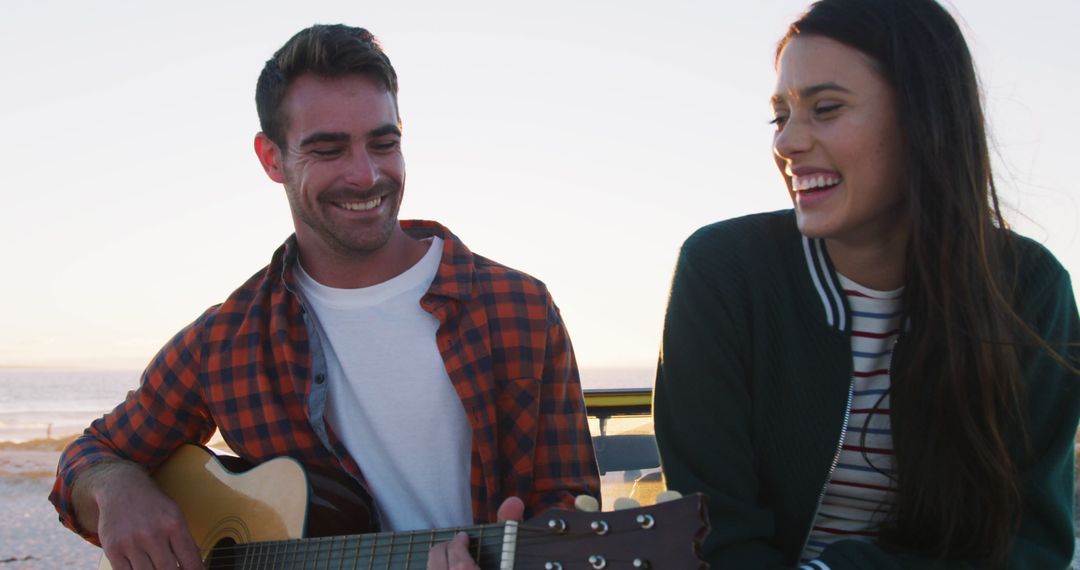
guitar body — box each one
[98,444,372,569]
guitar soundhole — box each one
[206,537,238,570]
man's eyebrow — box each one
[771,81,853,103]
[298,125,401,147]
[298,132,350,147]
[370,124,402,138]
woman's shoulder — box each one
[1006,232,1072,296]
[681,209,799,262]
[1002,233,1077,338]
[675,210,810,293]
[1009,233,1068,274]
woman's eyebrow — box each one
[772,81,853,103]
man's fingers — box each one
[426,539,450,570]
[127,551,154,570]
[102,552,133,570]
[102,538,147,570]
[171,531,206,569]
[445,532,476,570]
[144,539,179,570]
[496,496,525,523]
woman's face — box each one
[771,35,907,246]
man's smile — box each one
[336,196,383,211]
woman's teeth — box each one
[793,174,841,191]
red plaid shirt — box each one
[51,220,600,541]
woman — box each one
[653,0,1080,568]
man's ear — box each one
[254,132,287,184]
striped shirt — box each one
[802,274,902,563]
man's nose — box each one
[344,149,380,188]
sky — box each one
[1,0,1077,372]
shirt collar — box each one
[272,219,475,302]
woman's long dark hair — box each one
[778,0,1032,564]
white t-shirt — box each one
[295,237,473,531]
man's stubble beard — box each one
[284,178,403,258]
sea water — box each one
[0,368,141,443]
[0,366,653,443]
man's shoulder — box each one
[186,260,281,339]
[412,219,554,300]
[469,253,552,299]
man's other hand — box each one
[426,497,525,570]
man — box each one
[50,24,600,569]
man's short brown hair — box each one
[255,24,399,148]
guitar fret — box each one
[337,535,348,570]
[335,535,345,570]
[367,531,378,570]
[426,530,436,569]
[299,539,309,570]
[475,526,484,566]
[388,531,396,570]
[288,539,298,569]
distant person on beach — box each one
[49,24,599,570]
[653,0,1080,568]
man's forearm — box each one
[70,459,153,534]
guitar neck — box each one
[208,522,515,569]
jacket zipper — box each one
[797,333,903,559]
[798,378,855,558]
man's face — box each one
[262,73,405,259]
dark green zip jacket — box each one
[654,210,1080,569]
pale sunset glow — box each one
[1,0,1076,372]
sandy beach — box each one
[4,437,1079,569]
[0,438,100,569]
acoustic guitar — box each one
[98,444,708,569]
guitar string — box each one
[197,526,642,568]
[210,545,629,569]
[202,527,578,560]
[222,550,649,570]
[216,545,649,570]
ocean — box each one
[0,368,140,443]
[0,366,655,444]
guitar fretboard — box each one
[205,522,515,569]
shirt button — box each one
[314,374,325,384]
